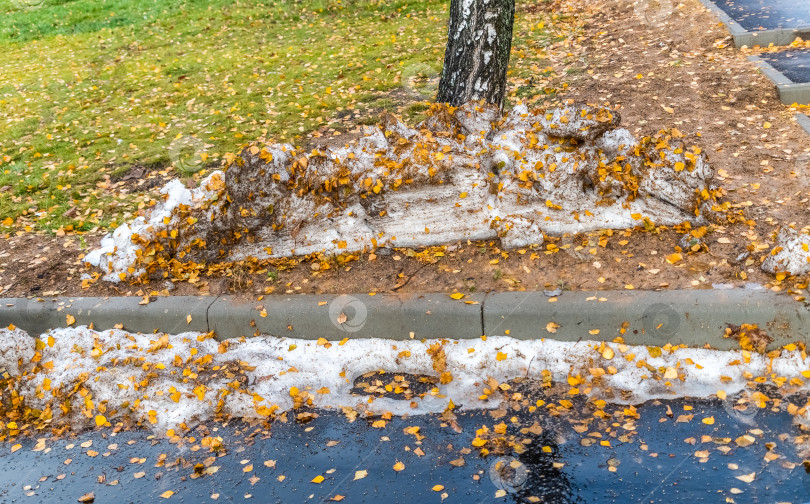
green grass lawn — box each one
[0,0,560,236]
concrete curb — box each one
[697,0,810,48]
[1,290,808,350]
[748,55,810,106]
[798,113,810,135]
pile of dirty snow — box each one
[1,326,807,434]
[86,101,720,282]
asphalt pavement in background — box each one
[761,49,810,84]
[1,397,809,504]
[711,0,810,31]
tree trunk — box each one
[436,0,516,109]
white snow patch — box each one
[86,103,717,282]
[762,227,810,275]
[85,172,224,282]
[2,326,808,433]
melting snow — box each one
[1,326,807,433]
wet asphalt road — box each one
[711,0,810,31]
[1,398,809,504]
[761,49,810,84]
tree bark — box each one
[436,0,516,109]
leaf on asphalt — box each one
[354,470,367,480]
[735,473,756,483]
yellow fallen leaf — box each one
[94,415,107,427]
[450,293,464,300]
[393,461,405,472]
[186,315,192,324]
[66,314,76,326]
[736,472,755,483]
[160,490,174,499]
[10,444,21,453]
[702,416,715,425]
[77,492,95,503]
[354,470,367,480]
[432,485,444,492]
[546,322,560,333]
[311,475,325,484]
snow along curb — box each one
[0,289,807,350]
